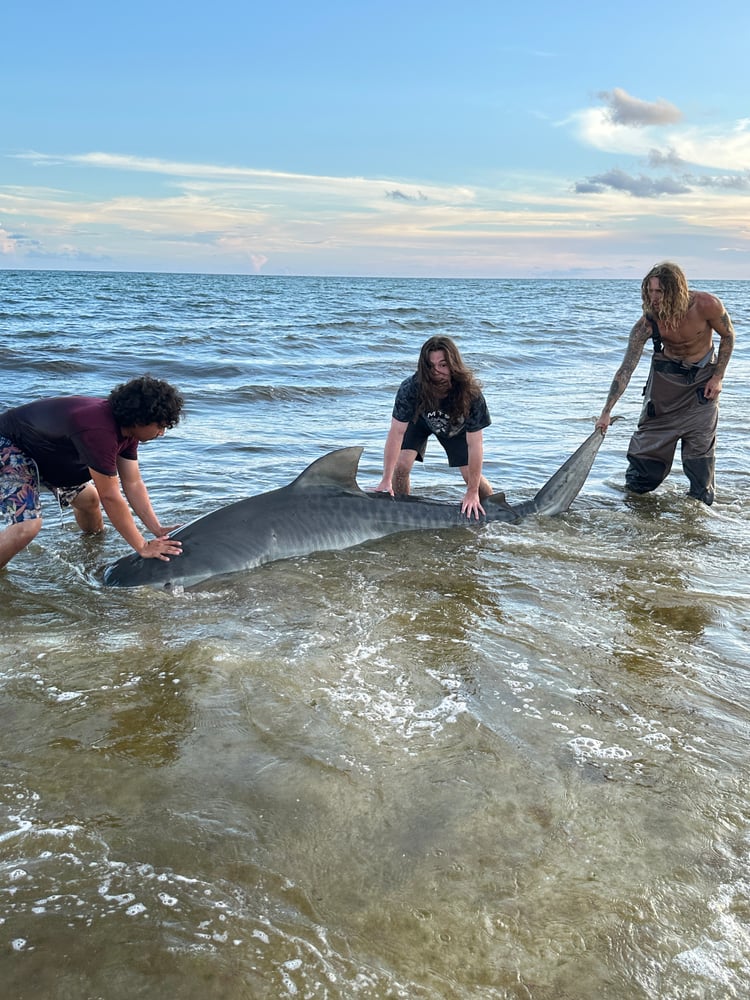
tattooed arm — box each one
[702,295,736,400]
[595,317,652,432]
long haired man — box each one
[375,336,494,519]
[595,262,736,505]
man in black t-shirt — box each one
[375,336,494,519]
[0,375,184,572]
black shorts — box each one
[401,418,468,467]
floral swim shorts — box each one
[0,435,88,523]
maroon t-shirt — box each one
[0,396,138,487]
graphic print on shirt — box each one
[424,409,466,438]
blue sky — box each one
[2,1,749,278]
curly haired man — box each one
[0,375,184,570]
[596,262,736,505]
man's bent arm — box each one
[91,467,180,560]
[704,296,736,398]
[90,468,155,553]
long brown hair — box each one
[413,336,483,421]
[641,261,690,329]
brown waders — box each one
[625,351,718,505]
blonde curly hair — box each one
[641,261,690,328]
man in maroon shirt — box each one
[0,375,184,571]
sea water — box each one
[1,270,749,998]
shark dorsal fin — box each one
[289,447,365,492]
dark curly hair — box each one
[108,375,184,429]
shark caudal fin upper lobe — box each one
[510,428,605,518]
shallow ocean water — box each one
[1,271,749,998]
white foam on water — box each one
[665,876,750,997]
[568,735,634,761]
[1,778,413,996]
[324,648,469,750]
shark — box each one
[102,428,604,590]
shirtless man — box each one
[595,261,736,505]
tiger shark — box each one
[102,428,604,591]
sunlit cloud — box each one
[15,151,474,206]
[0,225,21,254]
[3,141,749,277]
[569,100,750,172]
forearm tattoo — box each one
[714,310,736,379]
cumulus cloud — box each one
[570,101,750,172]
[597,87,682,127]
[0,226,44,253]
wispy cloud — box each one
[15,151,471,205]
[385,189,428,203]
[3,137,748,277]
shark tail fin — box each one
[519,428,604,517]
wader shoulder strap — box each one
[647,315,663,354]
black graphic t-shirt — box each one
[392,375,491,438]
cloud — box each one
[0,226,46,254]
[570,101,750,173]
[3,146,749,277]
[597,87,682,127]
[15,151,471,206]
[0,226,21,254]
[385,189,428,203]
[575,168,691,197]
[692,172,750,190]
[647,147,684,168]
